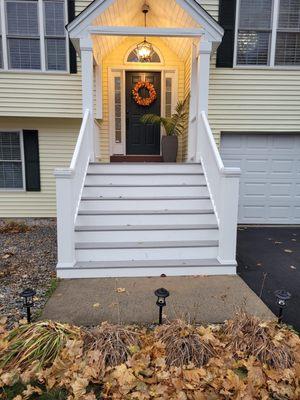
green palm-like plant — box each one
[140,96,189,136]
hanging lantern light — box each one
[135,4,154,62]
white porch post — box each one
[80,36,95,161]
[54,168,75,269]
[218,169,241,264]
[187,42,199,161]
[195,39,212,162]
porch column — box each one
[187,42,199,161]
[195,40,212,162]
[80,36,95,161]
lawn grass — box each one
[0,383,68,399]
[0,382,102,399]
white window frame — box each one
[0,0,69,73]
[0,130,26,191]
[234,0,300,69]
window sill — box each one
[0,188,26,192]
[0,69,72,75]
[233,65,300,71]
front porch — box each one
[54,0,241,279]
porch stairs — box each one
[65,162,236,278]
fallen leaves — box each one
[115,288,126,293]
[0,314,300,400]
[92,303,101,309]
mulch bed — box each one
[0,219,57,328]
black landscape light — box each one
[154,287,169,325]
[20,288,36,323]
[275,290,291,324]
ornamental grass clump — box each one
[0,321,81,371]
[84,322,140,368]
[155,320,217,368]
[224,310,294,369]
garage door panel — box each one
[220,134,300,224]
[243,182,267,197]
[269,183,293,197]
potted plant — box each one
[140,96,189,162]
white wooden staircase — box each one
[54,110,240,279]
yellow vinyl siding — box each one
[199,0,300,146]
[100,36,185,162]
[0,0,94,119]
[0,117,80,217]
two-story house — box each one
[0,0,299,278]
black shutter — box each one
[23,130,41,192]
[68,0,77,74]
[216,0,237,68]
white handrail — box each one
[54,109,92,269]
[199,111,241,265]
[70,109,90,170]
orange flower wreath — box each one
[132,81,157,106]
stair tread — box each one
[75,240,218,249]
[84,184,207,188]
[89,162,202,165]
[81,196,210,201]
[73,258,222,269]
[75,224,218,231]
[87,172,204,176]
[78,209,214,215]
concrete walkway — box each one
[41,275,274,326]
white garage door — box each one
[220,134,300,224]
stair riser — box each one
[57,266,236,279]
[88,164,203,174]
[79,199,212,211]
[75,246,218,261]
[82,186,209,198]
[75,229,219,242]
[85,175,206,186]
[76,213,217,225]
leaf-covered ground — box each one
[0,314,299,400]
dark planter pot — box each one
[161,135,178,163]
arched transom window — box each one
[126,48,161,63]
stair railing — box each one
[54,109,91,269]
[198,111,241,265]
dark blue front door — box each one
[126,71,161,155]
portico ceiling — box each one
[91,0,201,60]
[68,0,223,62]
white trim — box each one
[95,64,102,119]
[0,129,26,192]
[0,0,69,73]
[39,0,46,71]
[87,26,204,38]
[0,0,8,69]
[124,43,164,65]
[109,66,178,157]
[234,0,300,69]
[67,0,223,43]
[270,0,279,67]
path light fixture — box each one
[154,287,169,325]
[20,288,36,323]
[275,289,291,324]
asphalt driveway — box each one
[237,226,300,331]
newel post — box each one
[195,40,212,162]
[80,36,95,161]
[218,168,241,265]
[54,168,75,269]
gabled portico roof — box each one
[67,0,223,43]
